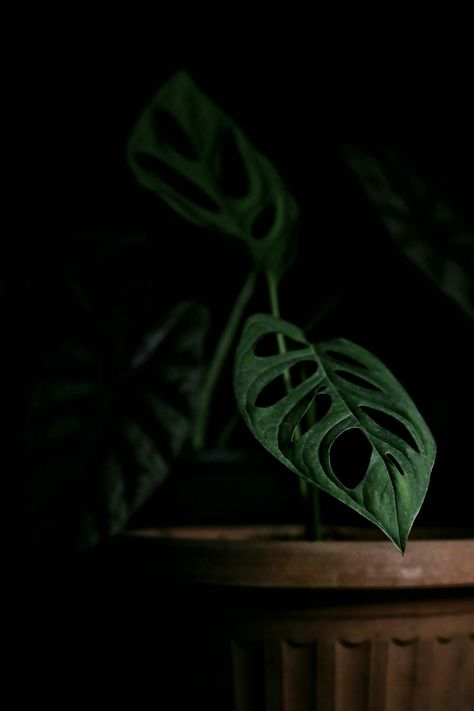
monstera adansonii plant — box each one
[128,70,436,552]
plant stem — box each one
[307,484,322,541]
[266,271,308,499]
[215,411,240,449]
[267,272,291,391]
[193,271,257,451]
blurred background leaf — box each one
[127,70,299,281]
[342,145,474,322]
[20,227,208,553]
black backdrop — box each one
[9,39,474,554]
[7,32,474,709]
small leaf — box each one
[234,314,436,552]
[127,71,299,280]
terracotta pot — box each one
[121,526,474,710]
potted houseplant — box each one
[113,70,474,710]
[125,70,439,550]
[25,68,468,709]
[110,70,474,709]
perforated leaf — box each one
[127,70,298,280]
[234,314,436,552]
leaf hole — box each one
[255,374,288,408]
[135,152,220,212]
[252,202,277,240]
[326,349,368,369]
[297,392,332,436]
[335,370,382,392]
[254,333,307,357]
[314,392,332,420]
[361,406,420,453]
[218,128,250,198]
[330,428,372,489]
[386,453,405,476]
[278,390,317,452]
[293,361,319,386]
[255,361,318,408]
[151,109,198,161]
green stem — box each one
[193,271,257,450]
[266,272,308,499]
[307,484,322,541]
[215,411,240,449]
[267,272,289,380]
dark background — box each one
[8,34,474,707]
[9,39,474,551]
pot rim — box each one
[124,525,474,590]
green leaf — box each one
[234,314,436,552]
[343,145,474,322]
[25,302,208,551]
[127,70,298,280]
